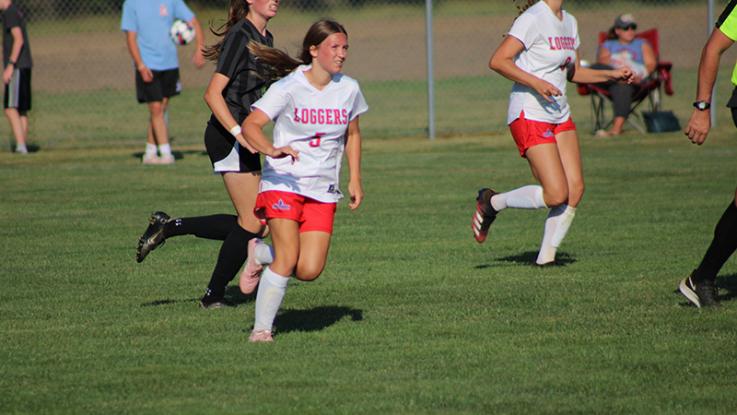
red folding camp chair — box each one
[576,28,674,133]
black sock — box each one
[164,214,238,240]
[205,225,258,298]
[693,201,737,283]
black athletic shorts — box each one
[204,115,261,173]
[4,68,31,112]
[135,68,181,103]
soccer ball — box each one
[170,19,195,46]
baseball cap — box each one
[614,14,637,29]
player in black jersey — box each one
[136,0,280,309]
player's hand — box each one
[138,65,153,83]
[235,135,259,154]
[2,66,13,84]
[192,48,206,69]
[268,145,299,163]
[615,67,634,84]
[533,79,561,103]
[685,109,711,145]
[348,180,363,210]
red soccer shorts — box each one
[254,190,337,234]
[509,110,576,157]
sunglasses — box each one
[619,24,637,31]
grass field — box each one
[2,124,737,413]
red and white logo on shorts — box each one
[272,199,291,211]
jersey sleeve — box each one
[349,84,369,121]
[507,13,537,49]
[571,15,581,50]
[252,81,289,120]
[120,1,138,32]
[4,8,21,29]
[717,0,737,41]
[173,0,195,23]
[215,29,248,79]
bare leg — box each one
[295,231,332,281]
[4,108,26,150]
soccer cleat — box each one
[239,238,264,295]
[141,153,160,164]
[136,211,171,263]
[199,293,235,309]
[471,188,498,243]
[248,329,273,343]
[678,274,720,308]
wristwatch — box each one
[693,101,711,111]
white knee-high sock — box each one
[254,240,274,265]
[536,205,576,265]
[491,185,547,211]
[253,267,289,332]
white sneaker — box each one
[15,145,28,154]
[141,153,160,164]
[158,154,175,165]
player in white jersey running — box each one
[239,19,368,342]
[472,0,633,265]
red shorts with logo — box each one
[509,110,576,157]
[254,190,337,234]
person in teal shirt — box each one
[679,0,737,308]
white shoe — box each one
[142,153,160,164]
[158,154,175,165]
[15,145,28,154]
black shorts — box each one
[204,116,261,173]
[728,86,737,128]
[4,68,31,112]
[135,68,181,103]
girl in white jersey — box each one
[471,0,633,265]
[239,20,368,342]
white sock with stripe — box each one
[253,267,289,332]
[536,204,576,265]
[491,185,547,211]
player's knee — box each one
[544,187,568,207]
[149,103,164,117]
[295,264,324,282]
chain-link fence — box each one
[2,0,733,150]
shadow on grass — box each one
[132,149,207,161]
[718,273,737,303]
[274,305,363,334]
[140,285,255,308]
[475,251,576,269]
[7,143,41,153]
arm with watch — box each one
[2,26,23,85]
[685,20,735,145]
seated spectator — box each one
[595,14,656,136]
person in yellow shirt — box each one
[679,0,737,308]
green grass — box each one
[1,126,737,413]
